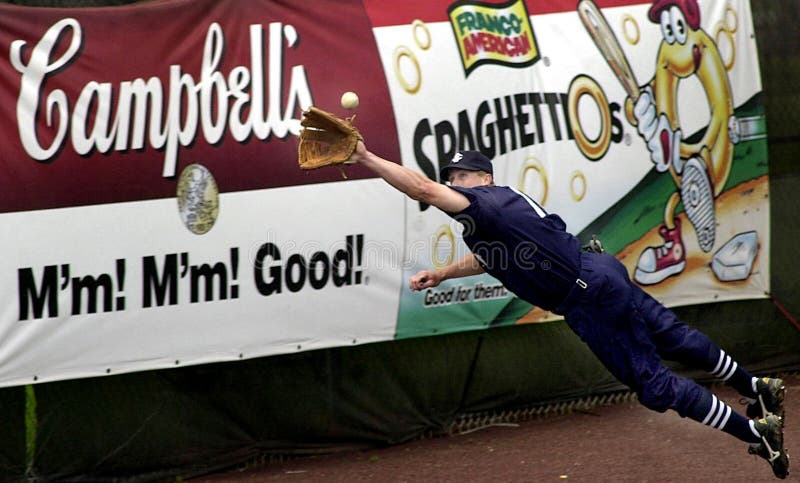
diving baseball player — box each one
[345,143,789,479]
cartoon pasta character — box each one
[628,0,734,284]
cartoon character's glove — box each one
[634,86,682,173]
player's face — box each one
[448,169,492,188]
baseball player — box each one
[347,145,789,478]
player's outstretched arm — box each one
[350,141,470,213]
[409,253,484,291]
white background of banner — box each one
[0,180,404,386]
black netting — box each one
[752,1,800,176]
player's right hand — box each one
[409,269,443,291]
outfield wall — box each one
[0,0,798,480]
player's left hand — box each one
[348,140,367,164]
[409,269,443,291]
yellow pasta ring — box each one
[622,14,640,45]
[412,19,431,50]
[517,157,549,206]
[714,23,735,71]
[570,170,587,202]
[432,225,455,268]
[725,5,738,33]
[567,75,612,161]
[393,46,421,94]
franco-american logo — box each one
[448,0,540,76]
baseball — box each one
[341,91,359,110]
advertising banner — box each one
[363,0,769,335]
[0,0,405,386]
[0,0,769,386]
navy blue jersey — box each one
[447,185,581,311]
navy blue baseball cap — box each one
[439,151,493,179]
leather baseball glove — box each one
[298,106,363,170]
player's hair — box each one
[477,171,495,186]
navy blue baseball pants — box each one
[556,251,720,417]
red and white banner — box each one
[0,0,769,386]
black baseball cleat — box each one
[749,415,789,479]
[746,377,786,421]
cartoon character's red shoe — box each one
[634,219,686,285]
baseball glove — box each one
[298,106,363,170]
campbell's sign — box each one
[11,19,311,178]
[0,1,398,214]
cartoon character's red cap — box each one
[648,0,700,29]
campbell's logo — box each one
[9,18,312,178]
[448,0,540,76]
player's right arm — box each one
[409,252,485,291]
[350,141,470,213]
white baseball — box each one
[341,91,359,110]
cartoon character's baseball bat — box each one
[578,0,641,101]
